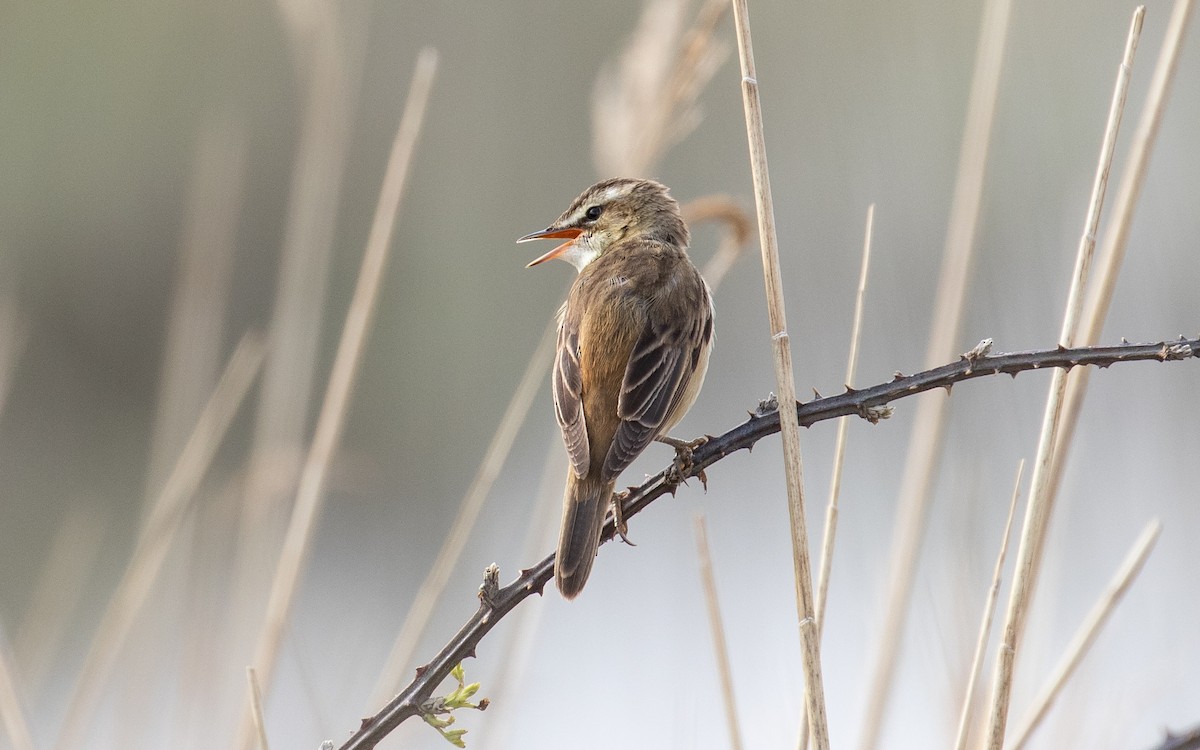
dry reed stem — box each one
[473,442,564,750]
[693,515,745,750]
[248,2,361,506]
[857,0,1013,744]
[0,294,27,425]
[246,667,270,750]
[730,0,829,746]
[0,625,35,750]
[1008,519,1161,749]
[952,460,1024,750]
[367,318,555,707]
[983,10,1144,749]
[233,14,368,700]
[239,49,437,745]
[144,116,245,499]
[174,478,244,746]
[54,333,266,750]
[15,507,107,700]
[593,0,729,176]
[816,203,874,630]
[1049,0,1195,494]
[798,204,875,750]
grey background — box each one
[0,0,1197,748]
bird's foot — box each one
[658,435,709,488]
[611,490,635,546]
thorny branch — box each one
[1144,723,1200,750]
[335,336,1198,750]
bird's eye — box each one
[584,205,603,221]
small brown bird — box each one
[519,178,714,599]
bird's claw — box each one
[659,435,709,485]
[611,490,636,546]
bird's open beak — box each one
[517,227,583,268]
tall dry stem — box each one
[239,50,437,749]
[54,333,266,750]
[858,0,1012,744]
[368,320,554,706]
[144,115,244,500]
[1049,0,1194,494]
[983,9,1144,748]
[952,460,1024,750]
[0,624,35,750]
[1008,520,1161,749]
[730,0,829,745]
[694,515,745,750]
[798,204,874,750]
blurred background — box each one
[0,0,1197,748]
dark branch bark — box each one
[1144,723,1200,750]
[335,336,1198,750]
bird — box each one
[518,178,714,599]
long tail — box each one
[555,472,613,599]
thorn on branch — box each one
[527,575,549,596]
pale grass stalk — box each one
[0,292,26,423]
[246,667,270,750]
[53,333,266,750]
[144,116,245,500]
[730,0,828,746]
[176,478,244,747]
[858,0,1012,744]
[474,442,565,750]
[368,318,555,707]
[952,460,1024,750]
[799,204,875,750]
[983,10,1145,748]
[247,2,362,507]
[237,50,437,747]
[593,0,729,177]
[815,204,874,630]
[693,515,745,750]
[1008,520,1161,749]
[0,624,35,750]
[233,14,367,703]
[15,507,107,700]
[1050,0,1195,491]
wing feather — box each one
[602,276,711,482]
[553,318,590,478]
